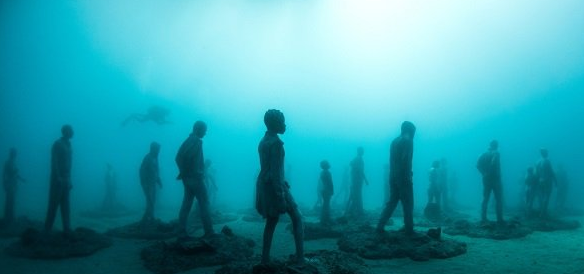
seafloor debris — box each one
[5,227,112,259]
[443,219,532,240]
[338,225,467,261]
[141,226,255,274]
[106,219,178,240]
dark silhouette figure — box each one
[383,164,390,205]
[319,160,334,225]
[45,125,74,232]
[438,158,449,211]
[122,105,172,126]
[524,167,539,214]
[204,159,218,206]
[427,160,441,208]
[102,164,117,211]
[176,121,214,237]
[140,142,162,222]
[377,121,416,235]
[255,109,304,265]
[3,148,25,224]
[536,148,556,218]
[555,165,569,212]
[476,140,503,224]
[333,166,350,208]
[345,147,369,217]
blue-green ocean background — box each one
[1,0,583,221]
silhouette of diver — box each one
[122,106,172,126]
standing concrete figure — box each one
[3,148,25,224]
[102,163,117,211]
[476,140,504,224]
[377,121,416,235]
[345,147,369,217]
[427,160,441,207]
[555,165,569,212]
[176,121,214,237]
[140,142,162,222]
[524,167,539,214]
[319,160,334,225]
[204,159,218,206]
[45,125,74,232]
[255,109,304,265]
[438,158,449,211]
[536,148,556,217]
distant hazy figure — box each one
[121,105,172,126]
[45,125,74,233]
[140,142,162,222]
[333,166,350,208]
[377,121,416,235]
[176,121,214,237]
[3,148,25,224]
[438,158,449,211]
[427,160,441,208]
[102,163,117,211]
[555,165,569,212]
[204,159,218,206]
[536,148,556,218]
[383,164,390,205]
[255,109,304,265]
[524,167,538,214]
[476,140,503,224]
[449,171,459,208]
[319,160,334,225]
[345,147,369,217]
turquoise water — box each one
[0,1,583,272]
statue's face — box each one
[62,126,74,139]
[274,114,286,134]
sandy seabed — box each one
[1,207,583,274]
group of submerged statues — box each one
[0,108,577,270]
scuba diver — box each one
[122,105,172,126]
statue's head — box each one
[264,109,286,134]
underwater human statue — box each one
[345,147,369,217]
[555,164,569,212]
[536,148,556,218]
[376,121,416,235]
[427,160,441,208]
[44,125,74,233]
[204,159,218,206]
[438,158,449,211]
[176,121,214,238]
[524,166,539,215]
[255,109,304,265]
[2,148,26,224]
[476,140,504,224]
[140,142,162,222]
[102,163,117,211]
[319,160,334,225]
[121,105,172,126]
